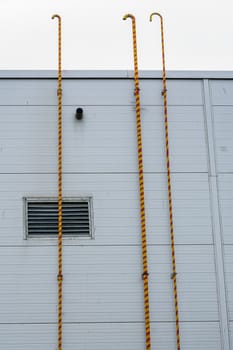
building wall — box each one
[0,72,231,349]
[210,79,233,349]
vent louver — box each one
[25,198,91,237]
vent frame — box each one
[24,197,94,240]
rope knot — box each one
[57,88,63,96]
[170,272,177,280]
[57,274,63,281]
[134,87,140,96]
[141,271,149,280]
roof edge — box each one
[0,70,233,79]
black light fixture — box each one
[75,108,83,120]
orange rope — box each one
[52,14,63,350]
[123,13,151,350]
[150,12,181,350]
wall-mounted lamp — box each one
[75,108,83,120]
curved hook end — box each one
[149,12,162,22]
[123,13,134,21]
[52,14,61,20]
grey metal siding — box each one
[0,72,231,349]
[208,79,233,349]
[0,323,221,350]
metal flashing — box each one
[0,70,233,79]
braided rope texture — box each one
[52,14,63,350]
[124,14,151,350]
[150,13,181,350]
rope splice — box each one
[150,12,181,350]
[123,13,151,350]
[52,14,63,350]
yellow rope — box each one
[52,14,63,350]
[150,12,181,350]
[123,14,151,350]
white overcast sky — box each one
[1,0,233,71]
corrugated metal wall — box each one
[0,72,231,349]
[210,79,233,349]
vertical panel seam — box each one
[203,78,230,350]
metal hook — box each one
[149,11,166,92]
[123,13,135,21]
[51,13,62,74]
[149,12,163,22]
[122,13,138,88]
[52,14,61,21]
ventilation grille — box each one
[25,198,91,237]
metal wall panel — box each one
[0,322,221,350]
[0,173,213,246]
[224,245,233,321]
[208,79,233,349]
[210,80,233,106]
[0,245,218,323]
[212,106,233,172]
[0,104,207,173]
[0,79,203,106]
[218,173,233,348]
[0,75,228,350]
[218,174,233,244]
[230,322,233,349]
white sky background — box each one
[1,0,233,71]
